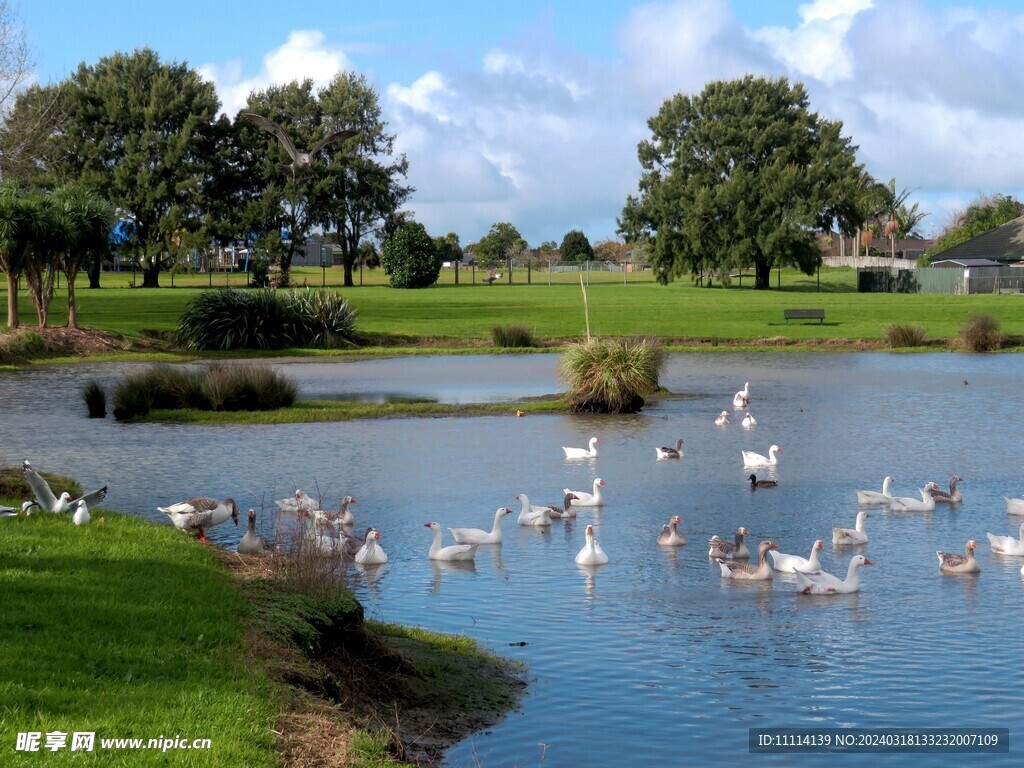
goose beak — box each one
[863,559,873,565]
[423,522,432,528]
[504,508,512,515]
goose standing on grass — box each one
[715,411,730,426]
[575,524,609,565]
[709,527,750,559]
[71,500,91,527]
[741,412,757,428]
[450,508,512,544]
[929,476,964,504]
[546,493,579,520]
[718,540,778,580]
[355,530,387,565]
[1006,497,1024,515]
[657,516,687,546]
[424,521,478,562]
[563,437,600,459]
[796,555,872,594]
[770,540,824,573]
[274,489,319,513]
[742,445,781,468]
[516,495,553,526]
[856,476,895,506]
[23,459,107,514]
[889,485,938,512]
[986,522,1024,556]
[237,509,265,554]
[564,478,605,507]
[733,382,750,408]
[833,511,871,546]
[656,439,684,460]
[158,497,240,541]
[938,540,980,574]
[749,474,777,489]
[312,496,357,528]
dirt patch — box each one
[0,327,127,362]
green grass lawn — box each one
[5,265,1024,344]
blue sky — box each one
[19,0,1024,244]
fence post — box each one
[586,259,590,286]
[472,264,475,284]
[508,258,512,284]
[527,261,531,284]
[548,261,551,286]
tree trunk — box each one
[88,255,102,289]
[66,271,79,329]
[142,265,161,288]
[5,271,18,328]
[754,259,771,289]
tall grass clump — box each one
[960,314,1004,352]
[81,379,107,418]
[491,324,535,348]
[886,323,927,348]
[560,338,665,413]
[283,289,360,348]
[203,363,298,411]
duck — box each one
[450,508,512,544]
[274,489,319,513]
[1006,497,1024,516]
[655,439,684,460]
[749,474,777,489]
[563,478,605,507]
[355,530,388,565]
[708,527,750,559]
[770,539,824,573]
[424,521,478,562]
[71,500,91,527]
[986,522,1024,556]
[575,524,608,565]
[516,494,553,526]
[23,459,107,514]
[856,476,895,506]
[715,410,730,426]
[718,540,778,580]
[158,497,240,541]
[938,540,980,574]
[733,382,750,408]
[741,445,781,468]
[563,437,600,459]
[546,493,579,520]
[833,511,871,546]
[889,485,937,512]
[929,476,963,504]
[796,555,872,594]
[741,412,756,428]
[237,508,265,554]
[656,515,687,546]
[312,496,357,528]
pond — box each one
[1,352,1022,767]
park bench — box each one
[482,272,503,284]
[784,308,825,325]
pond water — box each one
[2,353,1022,767]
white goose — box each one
[575,524,608,565]
[563,437,600,459]
[355,530,388,565]
[986,522,1024,556]
[718,540,777,581]
[274,489,319,513]
[516,494,552,526]
[71,500,91,527]
[708,527,750,559]
[340,527,376,559]
[657,515,687,546]
[832,511,871,546]
[158,497,240,541]
[237,508,265,554]
[929,476,963,504]
[938,540,980,574]
[1005,497,1024,516]
[796,555,872,594]
[770,539,824,574]
[855,476,895,506]
[450,508,512,544]
[733,382,750,408]
[563,478,605,507]
[715,410,730,426]
[889,484,937,512]
[741,412,756,428]
[425,521,478,561]
[741,445,781,468]
[23,459,107,514]
[655,439,684,460]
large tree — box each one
[475,222,525,267]
[560,229,594,263]
[621,76,863,288]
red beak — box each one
[863,559,873,565]
[423,523,432,528]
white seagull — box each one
[23,459,107,514]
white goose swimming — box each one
[796,555,871,594]
[274,489,319,513]
[708,527,750,559]
[516,494,553,526]
[655,439,684,460]
[657,515,687,546]
[832,511,871,545]
[938,540,980,574]
[355,530,388,565]
[733,382,750,408]
[1005,497,1024,515]
[715,410,730,426]
[159,497,240,541]
[986,522,1024,556]
[718,540,777,581]
[450,508,512,544]
[929,476,963,504]
[575,524,608,565]
[741,412,756,428]
[563,478,605,507]
[855,476,895,506]
[425,521,478,561]
[23,459,107,514]
[889,484,937,512]
[741,445,781,468]
[563,437,600,459]
[237,508,265,554]
[770,539,824,574]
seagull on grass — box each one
[23,459,107,514]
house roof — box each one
[931,258,1004,267]
[930,215,1024,262]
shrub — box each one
[491,324,535,348]
[961,314,1004,352]
[560,338,665,413]
[0,330,50,363]
[380,221,442,288]
[282,289,360,348]
[886,323,927,348]
[203,363,297,411]
[81,380,107,418]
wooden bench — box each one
[482,272,502,284]
[784,308,825,325]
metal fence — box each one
[857,267,1024,294]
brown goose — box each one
[312,496,357,528]
[657,515,687,546]
[545,493,580,520]
[938,540,980,574]
[718,540,778,580]
[929,476,963,504]
[655,439,684,460]
[237,509,266,554]
[158,497,240,541]
[708,527,750,559]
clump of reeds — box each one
[886,323,927,348]
[82,380,107,418]
[960,314,1004,352]
[560,338,665,413]
[491,324,536,348]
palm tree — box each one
[20,192,61,327]
[54,186,114,329]
[0,182,31,328]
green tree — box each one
[0,181,32,327]
[560,229,594,262]
[475,222,525,267]
[53,185,114,328]
[381,221,441,288]
[435,232,463,264]
[622,76,863,288]
[927,194,1023,258]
